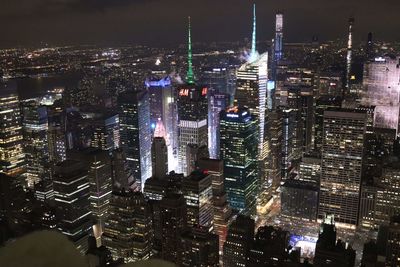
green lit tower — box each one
[177,16,208,175]
[186,16,195,85]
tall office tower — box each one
[298,153,321,186]
[208,90,229,159]
[318,109,367,226]
[160,193,187,263]
[182,169,213,231]
[274,12,284,61]
[0,82,25,177]
[102,191,153,263]
[47,103,66,165]
[118,90,152,189]
[223,215,255,267]
[111,148,136,191]
[220,107,258,215]
[21,98,50,187]
[146,76,178,171]
[314,96,342,152]
[179,228,219,266]
[281,179,319,221]
[151,137,168,179]
[177,18,208,176]
[186,144,209,175]
[53,160,92,254]
[198,158,232,253]
[90,113,120,151]
[376,216,400,267]
[314,215,356,267]
[362,56,400,131]
[86,150,112,236]
[235,4,269,183]
[366,32,373,60]
[345,17,354,92]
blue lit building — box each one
[220,107,258,216]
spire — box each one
[186,16,195,84]
[250,3,257,61]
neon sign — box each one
[179,89,189,96]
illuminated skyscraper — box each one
[182,169,213,231]
[146,76,178,171]
[0,82,25,177]
[318,109,367,226]
[53,160,92,254]
[102,191,153,263]
[177,17,208,175]
[274,13,284,61]
[235,6,269,181]
[90,113,120,151]
[21,98,50,187]
[220,107,258,215]
[208,91,229,159]
[118,90,152,189]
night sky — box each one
[1,0,399,48]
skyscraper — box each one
[318,109,367,226]
[179,228,219,266]
[177,17,208,175]
[151,137,168,179]
[160,193,187,263]
[223,215,255,267]
[182,169,213,231]
[21,98,50,187]
[0,82,25,177]
[86,150,112,236]
[53,160,92,253]
[220,107,258,215]
[198,158,232,254]
[274,12,284,61]
[102,190,153,263]
[118,90,152,189]
[208,90,229,159]
[146,75,178,171]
